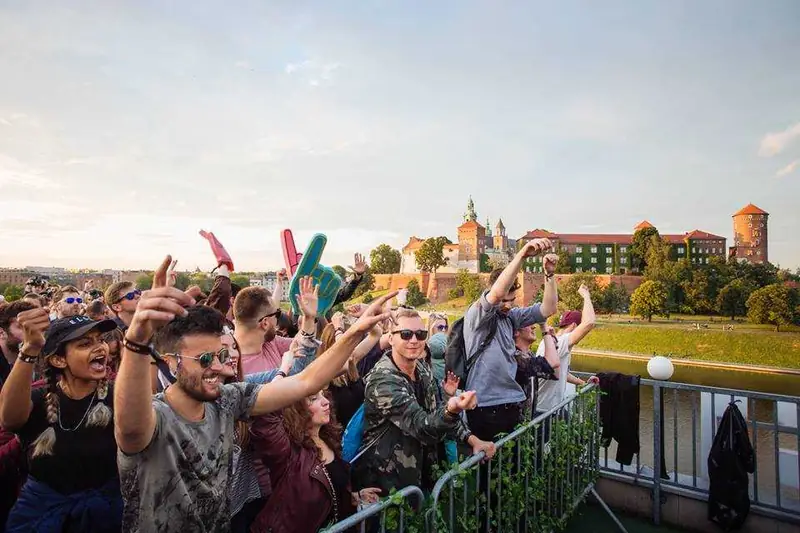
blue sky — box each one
[1,0,798,271]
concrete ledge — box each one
[594,476,800,533]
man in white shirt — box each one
[534,284,597,415]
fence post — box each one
[652,382,663,525]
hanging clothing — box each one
[6,477,122,533]
[708,401,755,531]
[597,372,640,466]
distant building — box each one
[730,203,768,264]
[0,268,37,287]
[519,224,726,274]
[251,272,290,301]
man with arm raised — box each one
[114,255,394,533]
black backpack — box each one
[444,312,502,383]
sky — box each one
[1,0,799,272]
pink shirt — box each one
[241,336,293,375]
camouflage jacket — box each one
[353,352,471,493]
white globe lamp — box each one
[647,356,674,381]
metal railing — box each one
[425,384,615,532]
[580,373,800,526]
[320,485,426,533]
[322,384,628,533]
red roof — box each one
[458,220,484,230]
[520,231,723,246]
[733,203,768,216]
[402,237,424,252]
[634,220,655,231]
[685,229,725,240]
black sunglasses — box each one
[258,309,281,322]
[435,324,449,332]
[115,289,141,304]
[392,329,428,341]
[173,348,230,368]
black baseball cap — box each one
[44,315,117,355]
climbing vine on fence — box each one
[377,389,599,533]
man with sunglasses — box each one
[105,281,142,332]
[462,238,559,444]
[53,285,83,319]
[114,266,396,532]
[233,286,314,375]
[355,307,495,495]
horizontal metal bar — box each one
[321,486,425,533]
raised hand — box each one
[578,283,591,299]
[18,308,50,352]
[166,259,179,288]
[288,233,343,317]
[295,276,319,319]
[543,253,559,276]
[331,311,345,331]
[349,253,367,275]
[277,269,288,283]
[152,255,173,290]
[199,230,234,271]
[442,371,459,397]
[127,285,195,344]
[447,390,478,414]
[346,303,367,318]
[350,291,398,334]
[184,285,203,300]
[522,238,553,258]
[470,438,497,460]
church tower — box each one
[493,218,508,251]
[457,196,485,272]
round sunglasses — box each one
[172,347,230,368]
[392,329,428,341]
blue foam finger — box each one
[289,234,343,316]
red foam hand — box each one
[199,230,234,271]
[281,229,303,276]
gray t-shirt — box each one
[118,382,262,533]
[464,291,545,407]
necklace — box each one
[58,389,97,431]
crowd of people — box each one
[0,233,598,532]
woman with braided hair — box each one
[0,309,122,532]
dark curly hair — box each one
[281,390,342,460]
[153,305,225,354]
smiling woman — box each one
[0,311,123,532]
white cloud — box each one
[776,159,799,178]
[284,59,341,86]
[0,154,59,189]
[234,60,250,69]
[759,122,800,157]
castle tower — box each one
[486,218,492,238]
[457,197,485,272]
[493,218,508,250]
[732,204,768,264]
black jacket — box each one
[708,401,755,531]
[597,372,640,466]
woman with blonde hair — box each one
[0,309,122,532]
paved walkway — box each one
[565,504,685,533]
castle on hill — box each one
[398,198,769,275]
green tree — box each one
[455,270,483,303]
[716,279,754,320]
[332,265,348,280]
[353,269,375,297]
[362,292,374,304]
[554,244,573,274]
[369,244,402,274]
[479,253,491,273]
[230,274,251,289]
[189,271,213,293]
[631,226,660,273]
[599,282,629,314]
[405,279,428,307]
[135,274,154,290]
[559,273,601,311]
[174,273,191,291]
[415,237,451,273]
[746,283,795,331]
[681,269,715,315]
[2,285,24,302]
[629,280,668,322]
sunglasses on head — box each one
[258,309,281,322]
[64,297,83,304]
[115,289,141,303]
[392,329,428,341]
[175,348,230,368]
